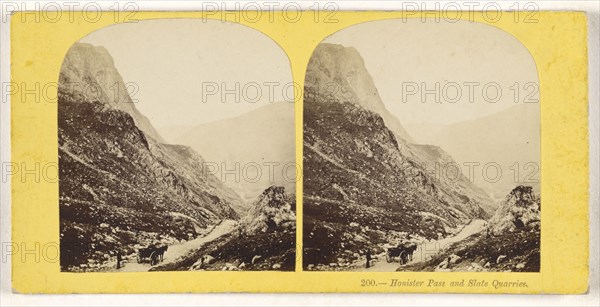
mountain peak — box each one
[306,43,414,143]
[60,42,165,143]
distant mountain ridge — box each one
[406,104,540,200]
[160,101,296,202]
[58,43,245,270]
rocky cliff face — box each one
[303,43,494,267]
[58,43,244,271]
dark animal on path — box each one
[155,245,168,262]
[404,243,418,262]
[399,251,409,264]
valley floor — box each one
[348,220,487,272]
[107,220,238,272]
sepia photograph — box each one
[3,2,596,300]
[58,19,296,272]
[302,19,541,272]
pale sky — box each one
[324,19,539,125]
[80,19,293,128]
[79,18,539,128]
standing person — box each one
[365,250,372,268]
[116,250,122,269]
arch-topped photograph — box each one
[58,19,296,272]
[302,19,540,272]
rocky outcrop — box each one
[488,185,540,235]
[58,43,243,271]
[241,186,296,234]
